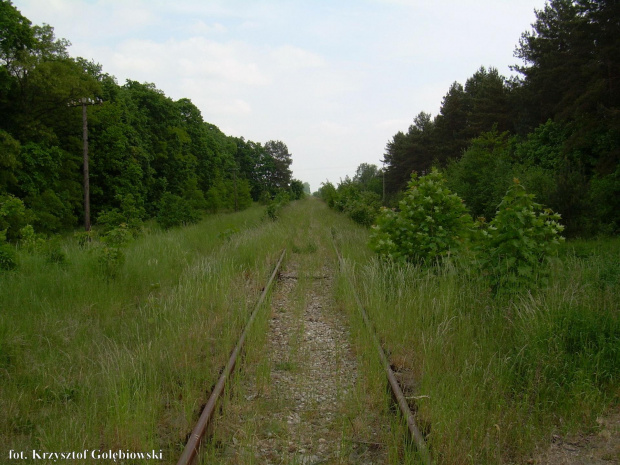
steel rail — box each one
[331,239,432,465]
[176,249,287,465]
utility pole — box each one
[69,97,102,231]
[233,168,238,212]
[382,163,386,205]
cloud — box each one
[187,21,228,35]
[98,37,269,88]
[270,45,326,71]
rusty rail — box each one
[176,249,286,465]
[331,239,432,465]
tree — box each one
[290,179,304,200]
[383,112,436,193]
[445,129,514,220]
[514,0,620,123]
[263,140,293,192]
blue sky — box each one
[14,0,547,192]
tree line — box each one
[322,0,619,236]
[0,0,302,245]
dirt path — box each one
[202,247,388,464]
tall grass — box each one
[0,205,292,460]
[334,221,619,463]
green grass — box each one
[0,204,290,460]
[3,199,617,464]
[335,222,620,464]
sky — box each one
[13,0,547,193]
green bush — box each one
[369,168,474,264]
[156,192,200,229]
[0,195,30,242]
[0,230,17,271]
[477,179,564,292]
[95,245,125,280]
[19,225,45,253]
[96,193,145,238]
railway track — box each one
[176,242,431,464]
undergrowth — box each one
[339,223,619,464]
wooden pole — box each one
[82,98,91,232]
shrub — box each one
[96,194,144,238]
[0,195,30,242]
[369,169,474,264]
[157,192,200,229]
[19,225,45,253]
[95,245,125,280]
[0,230,17,271]
[478,179,564,292]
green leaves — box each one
[369,169,474,264]
[369,172,565,294]
[476,179,565,293]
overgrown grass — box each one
[0,204,293,460]
[335,222,620,464]
[3,199,616,464]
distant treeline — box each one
[0,0,303,240]
[321,0,619,236]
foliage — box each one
[0,194,30,242]
[369,169,474,264]
[44,238,67,264]
[317,163,384,227]
[317,181,338,208]
[0,230,17,271]
[445,129,514,220]
[0,3,301,235]
[18,224,45,252]
[477,179,565,292]
[95,244,125,280]
[289,179,305,200]
[156,192,200,230]
[376,0,620,237]
[96,193,144,238]
[264,190,291,221]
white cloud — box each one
[270,45,326,71]
[187,21,228,35]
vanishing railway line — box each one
[176,239,431,465]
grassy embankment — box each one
[335,217,620,464]
[0,204,292,460]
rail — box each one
[176,249,286,465]
[331,238,432,465]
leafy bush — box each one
[345,191,381,227]
[156,192,200,229]
[369,169,474,264]
[95,245,125,280]
[0,230,17,271]
[73,230,96,248]
[477,179,564,292]
[264,190,291,221]
[317,182,338,208]
[96,193,145,238]
[19,225,45,253]
[290,179,305,200]
[0,195,30,242]
[26,189,77,235]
